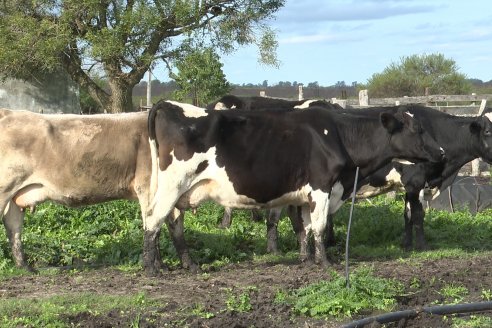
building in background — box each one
[0,71,80,113]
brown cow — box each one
[0,109,192,275]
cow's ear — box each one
[380,112,402,133]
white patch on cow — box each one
[485,112,492,123]
[307,188,330,236]
[294,99,317,109]
[356,168,405,198]
[421,187,440,201]
[328,181,344,214]
[324,129,328,135]
[405,111,414,118]
[385,168,402,184]
[166,100,208,118]
[405,201,411,217]
[392,159,416,165]
[214,102,228,110]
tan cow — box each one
[0,109,191,275]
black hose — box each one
[341,301,492,328]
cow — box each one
[207,95,344,229]
[331,105,492,250]
[144,100,444,274]
[0,109,181,275]
[277,105,492,254]
[206,94,341,111]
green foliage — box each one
[367,53,472,97]
[0,292,156,327]
[481,289,492,301]
[171,48,232,106]
[225,286,257,313]
[451,315,492,328]
[190,303,215,319]
[287,267,403,318]
[18,201,143,268]
[0,0,283,112]
[438,283,469,304]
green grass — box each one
[0,292,158,327]
[1,195,492,324]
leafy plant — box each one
[481,289,492,301]
[190,303,215,319]
[451,315,492,328]
[287,267,403,318]
[224,287,257,313]
[438,283,469,304]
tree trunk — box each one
[108,79,134,113]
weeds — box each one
[286,266,403,318]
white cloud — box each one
[280,33,358,44]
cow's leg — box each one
[402,193,413,250]
[250,209,263,222]
[298,205,312,263]
[266,207,282,254]
[409,193,427,250]
[2,201,33,271]
[218,207,233,229]
[144,185,183,275]
[287,205,304,247]
[310,191,330,267]
[325,214,336,247]
[165,208,199,273]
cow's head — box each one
[380,108,444,163]
[470,108,492,163]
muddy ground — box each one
[1,255,492,328]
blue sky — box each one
[153,0,492,86]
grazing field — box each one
[1,196,492,327]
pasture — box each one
[1,195,492,327]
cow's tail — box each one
[148,105,160,205]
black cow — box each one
[280,105,492,254]
[143,101,443,274]
[348,105,492,250]
[206,94,341,111]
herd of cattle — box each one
[1,95,492,275]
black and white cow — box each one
[207,95,343,229]
[144,100,444,273]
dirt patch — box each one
[2,255,492,327]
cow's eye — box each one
[485,130,491,136]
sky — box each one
[152,0,492,86]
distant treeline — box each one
[132,79,492,103]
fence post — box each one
[359,89,369,106]
[298,85,304,101]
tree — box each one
[367,53,471,98]
[0,0,284,112]
[171,48,231,106]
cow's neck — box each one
[336,120,398,177]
